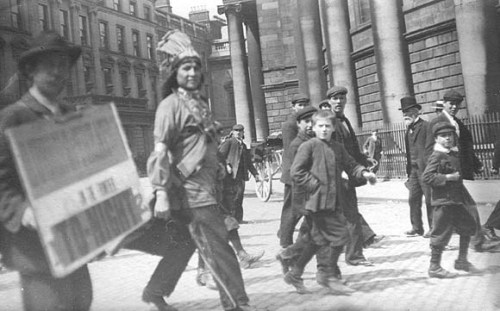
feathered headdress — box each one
[157,30,201,73]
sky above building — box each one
[169,0,224,19]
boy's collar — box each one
[434,143,458,153]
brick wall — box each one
[258,0,300,134]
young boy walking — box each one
[423,122,477,278]
[286,110,376,294]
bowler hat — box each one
[232,124,244,131]
[443,90,464,103]
[18,31,82,75]
[296,106,317,121]
[326,86,348,98]
[399,96,421,111]
[432,121,456,136]
[292,93,310,104]
[318,99,331,109]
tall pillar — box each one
[455,0,500,115]
[292,0,308,95]
[321,0,360,128]
[246,18,269,142]
[297,0,327,106]
[219,4,254,145]
[370,0,413,124]
[88,5,104,93]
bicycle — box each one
[251,134,283,202]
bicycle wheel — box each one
[254,160,272,202]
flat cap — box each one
[318,99,331,109]
[296,106,317,121]
[399,96,421,111]
[232,124,244,131]
[292,93,310,104]
[326,86,348,98]
[432,121,456,136]
[443,90,464,103]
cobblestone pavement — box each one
[1,190,499,311]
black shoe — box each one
[284,272,311,294]
[405,229,423,237]
[142,289,178,311]
[473,240,500,252]
[276,251,291,275]
[483,226,500,241]
[428,267,457,279]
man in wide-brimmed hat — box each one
[0,31,93,311]
[400,96,434,238]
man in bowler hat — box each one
[400,96,434,237]
[0,31,93,311]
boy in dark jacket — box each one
[285,110,376,294]
[422,122,476,278]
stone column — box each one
[455,0,500,115]
[88,5,104,93]
[219,4,254,145]
[370,0,413,124]
[70,1,84,95]
[297,0,327,106]
[321,0,360,128]
[291,0,308,95]
[246,18,269,142]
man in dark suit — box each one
[327,86,382,266]
[219,124,259,224]
[429,90,499,251]
[401,96,434,237]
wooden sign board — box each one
[6,103,151,277]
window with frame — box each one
[60,10,69,39]
[129,1,136,17]
[39,4,49,31]
[357,0,371,24]
[79,16,88,46]
[117,26,125,53]
[132,31,140,57]
[10,0,22,29]
[113,0,121,11]
[143,5,151,21]
[146,35,154,60]
[99,22,109,49]
[103,67,113,93]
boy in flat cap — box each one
[423,122,476,278]
[326,85,381,266]
[277,106,317,271]
[400,96,434,238]
[278,93,310,248]
[428,90,497,252]
[0,31,93,311]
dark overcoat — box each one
[290,138,366,214]
[429,113,482,180]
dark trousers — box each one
[430,204,476,248]
[20,266,92,311]
[224,178,246,223]
[342,185,376,264]
[485,200,500,229]
[144,205,248,310]
[407,166,432,233]
[279,184,302,247]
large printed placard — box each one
[6,103,151,277]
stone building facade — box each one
[0,0,212,174]
[217,0,500,143]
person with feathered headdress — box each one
[141,30,260,311]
